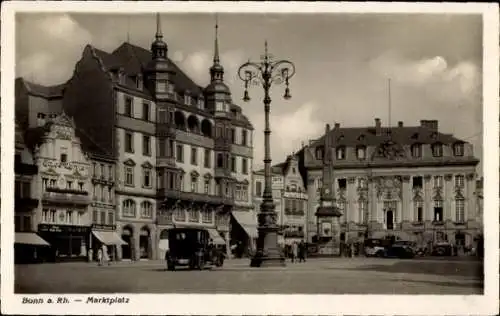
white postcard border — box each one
[1,1,499,315]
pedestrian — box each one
[102,244,110,266]
[291,241,298,263]
[97,246,103,266]
[298,240,306,263]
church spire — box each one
[151,12,167,60]
[210,14,224,82]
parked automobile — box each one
[385,241,416,259]
[165,228,225,271]
[364,238,391,257]
[432,242,453,256]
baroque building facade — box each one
[58,14,253,260]
[299,119,481,248]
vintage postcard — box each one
[1,1,499,315]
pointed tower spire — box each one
[210,13,224,82]
[156,12,163,40]
[213,14,220,64]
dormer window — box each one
[118,70,126,85]
[157,81,167,93]
[136,75,143,90]
[411,144,422,158]
[315,146,324,160]
[356,146,366,160]
[216,101,225,112]
[358,134,365,141]
[432,143,443,157]
[336,146,346,160]
[453,142,464,157]
[167,83,175,95]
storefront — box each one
[230,211,258,257]
[90,224,127,262]
[14,232,51,263]
[37,224,90,261]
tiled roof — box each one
[311,125,462,148]
[93,42,204,96]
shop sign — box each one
[38,224,90,234]
[92,224,116,231]
[42,160,86,172]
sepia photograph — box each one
[1,2,498,315]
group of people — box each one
[286,240,307,263]
[96,244,111,266]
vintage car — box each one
[384,241,417,259]
[165,228,225,271]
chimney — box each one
[420,120,438,131]
[375,118,382,135]
[398,121,403,128]
[334,123,340,129]
[325,123,331,134]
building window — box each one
[142,102,150,121]
[336,147,346,160]
[198,98,205,109]
[100,211,106,225]
[158,138,166,157]
[411,144,422,158]
[92,210,99,224]
[66,210,73,224]
[229,128,236,144]
[412,176,423,188]
[184,94,192,106]
[157,81,167,93]
[356,146,366,160]
[191,175,198,193]
[49,179,57,188]
[432,143,443,157]
[191,147,197,165]
[359,200,368,224]
[108,211,114,225]
[242,158,248,175]
[433,200,443,222]
[433,176,443,188]
[125,166,134,186]
[178,173,184,191]
[455,175,465,188]
[125,97,133,117]
[143,167,152,188]
[141,201,153,218]
[231,156,236,173]
[358,178,367,189]
[136,76,143,90]
[125,132,134,153]
[158,109,167,123]
[176,144,184,163]
[315,147,324,160]
[60,153,68,163]
[202,209,212,223]
[122,199,136,217]
[453,143,464,157]
[204,148,211,168]
[414,200,424,222]
[217,153,224,168]
[66,181,73,190]
[256,181,262,197]
[142,134,151,156]
[242,130,248,146]
[188,209,199,222]
[337,178,347,190]
[455,198,465,223]
[174,208,185,221]
[108,165,113,181]
[78,182,84,191]
[204,179,210,194]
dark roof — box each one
[93,42,204,96]
[311,125,463,148]
[17,78,66,98]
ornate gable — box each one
[141,161,153,169]
[190,170,200,178]
[371,140,407,160]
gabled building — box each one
[60,14,254,260]
[298,118,481,249]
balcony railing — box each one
[42,190,91,206]
[158,189,234,206]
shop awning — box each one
[232,211,258,239]
[207,229,225,245]
[15,232,50,246]
[92,230,127,246]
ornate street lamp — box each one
[238,41,296,267]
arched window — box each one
[336,146,346,160]
[122,199,136,217]
[356,146,366,160]
[140,201,153,218]
[414,198,424,222]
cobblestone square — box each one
[14,257,483,294]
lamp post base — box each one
[249,229,286,268]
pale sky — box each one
[16,13,483,174]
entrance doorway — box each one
[386,210,394,230]
[121,226,133,260]
[139,226,150,259]
[455,232,465,246]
